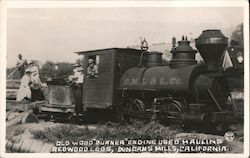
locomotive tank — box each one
[120,65,204,92]
[120,36,205,96]
[119,30,237,125]
[120,30,229,100]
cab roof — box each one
[75,47,143,55]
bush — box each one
[7,60,76,82]
[30,121,234,153]
[39,61,74,82]
[30,121,180,143]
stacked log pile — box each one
[6,79,20,100]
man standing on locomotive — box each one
[87,59,98,78]
[16,54,27,78]
[73,67,84,117]
[68,63,81,82]
[73,63,80,73]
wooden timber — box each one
[6,100,45,112]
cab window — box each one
[87,55,99,78]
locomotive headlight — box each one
[141,38,148,51]
[237,52,244,63]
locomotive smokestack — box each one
[195,30,228,71]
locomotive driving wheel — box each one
[161,100,184,130]
[119,98,145,123]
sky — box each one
[7,7,244,68]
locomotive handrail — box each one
[207,89,222,111]
[138,51,145,67]
[7,68,18,80]
[228,93,237,111]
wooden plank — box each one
[39,106,74,113]
[45,104,75,108]
[6,100,45,112]
[6,79,21,89]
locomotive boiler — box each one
[119,30,238,127]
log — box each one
[6,111,21,121]
[6,109,18,119]
[6,139,54,153]
[6,110,39,127]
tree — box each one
[6,67,20,79]
[228,23,244,90]
[75,56,85,66]
[39,61,74,82]
[231,23,244,48]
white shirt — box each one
[74,72,84,84]
[87,65,98,77]
[16,75,32,101]
[32,73,41,85]
[16,59,26,68]
[30,65,39,75]
[20,75,32,88]
[73,68,79,73]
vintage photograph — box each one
[2,1,248,157]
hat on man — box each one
[18,54,22,57]
[74,63,80,67]
[25,68,31,73]
[78,67,84,71]
[88,59,94,64]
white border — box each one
[0,1,249,158]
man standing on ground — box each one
[73,67,84,116]
[29,60,44,101]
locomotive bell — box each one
[195,30,228,71]
[170,36,197,68]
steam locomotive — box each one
[39,29,241,127]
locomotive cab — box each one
[76,48,145,112]
[40,48,146,120]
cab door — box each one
[82,52,114,110]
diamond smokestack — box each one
[195,30,228,71]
